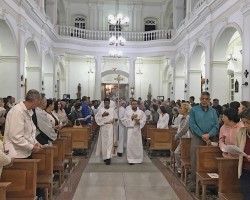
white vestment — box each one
[122,108,146,163]
[95,107,117,160]
[114,106,126,153]
[157,113,169,129]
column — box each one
[53,54,59,98]
[170,58,175,100]
[128,4,134,31]
[97,3,104,30]
[242,3,250,100]
[17,17,27,100]
[134,5,142,31]
[173,0,185,29]
[45,0,57,25]
[185,0,192,21]
[65,1,71,26]
[94,56,102,100]
[128,57,136,87]
[88,3,96,30]
[184,46,189,100]
[203,29,213,95]
[211,61,229,103]
[40,36,47,93]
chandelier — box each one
[108,14,129,27]
[109,35,126,46]
[109,49,123,58]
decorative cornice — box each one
[241,3,250,16]
[26,66,40,72]
[0,56,19,63]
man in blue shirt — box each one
[81,96,91,125]
[188,92,219,191]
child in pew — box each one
[236,109,250,200]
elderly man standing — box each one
[122,100,146,165]
[4,89,42,159]
[188,91,219,191]
[95,98,117,165]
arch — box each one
[213,25,242,61]
[25,40,40,67]
[0,19,17,56]
[190,44,205,70]
[101,70,129,78]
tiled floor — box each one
[72,150,180,200]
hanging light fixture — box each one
[109,35,126,46]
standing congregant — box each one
[122,100,146,165]
[95,98,117,165]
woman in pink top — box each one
[219,108,244,157]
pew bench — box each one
[53,138,66,187]
[59,132,73,173]
[141,124,156,146]
[195,146,222,200]
[180,138,191,184]
[0,159,40,200]
[146,128,176,158]
[217,157,243,200]
[0,182,11,200]
[33,146,55,200]
[60,126,91,157]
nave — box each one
[56,143,188,200]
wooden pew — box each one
[0,182,11,200]
[60,126,91,157]
[53,138,66,187]
[180,138,191,184]
[59,132,73,173]
[141,124,156,146]
[195,146,222,200]
[0,159,40,200]
[217,157,243,200]
[32,146,55,200]
[146,128,177,158]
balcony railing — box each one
[57,26,173,42]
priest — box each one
[122,99,146,164]
[95,98,117,165]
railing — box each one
[57,26,173,42]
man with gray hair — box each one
[4,89,42,158]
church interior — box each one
[0,0,250,199]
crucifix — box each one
[113,74,123,154]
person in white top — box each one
[114,100,126,157]
[157,106,169,129]
[171,107,183,129]
[95,98,117,165]
[4,89,42,158]
[0,140,12,177]
[122,100,146,164]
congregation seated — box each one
[45,99,62,133]
[0,98,6,133]
[53,100,69,127]
[33,94,57,145]
[219,108,244,157]
[157,106,169,129]
[170,107,182,129]
[70,102,85,126]
[149,104,159,125]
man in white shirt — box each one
[4,89,42,158]
[122,100,146,164]
[95,98,117,165]
[114,99,126,157]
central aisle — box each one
[72,149,180,200]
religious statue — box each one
[147,84,152,100]
[76,83,81,99]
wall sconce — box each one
[42,81,44,85]
[244,70,249,78]
[21,83,26,87]
[130,83,135,98]
[185,84,187,88]
[242,82,248,86]
[205,87,209,91]
[206,79,209,85]
[21,75,24,81]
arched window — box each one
[144,18,157,41]
[144,18,157,31]
[74,16,86,29]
